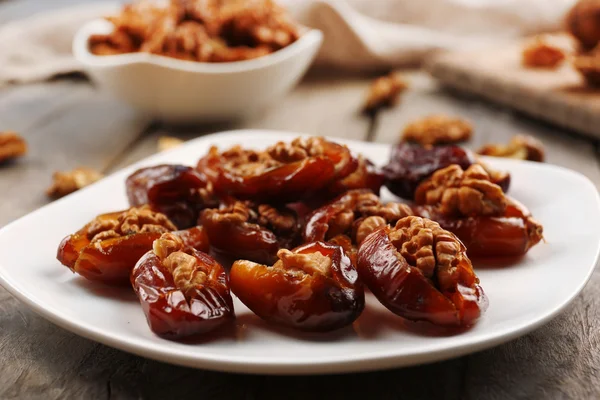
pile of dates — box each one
[57,136,543,340]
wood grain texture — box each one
[427,34,600,141]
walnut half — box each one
[389,216,468,292]
[87,206,176,242]
[478,134,545,162]
[46,167,104,199]
[154,232,207,298]
[415,164,507,217]
[401,114,472,146]
[362,72,408,115]
[0,131,27,163]
[521,38,566,69]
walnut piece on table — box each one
[157,136,184,152]
[401,114,472,146]
[522,38,566,69]
[362,72,408,114]
[46,167,104,199]
[573,50,600,87]
[0,131,27,163]
[478,134,545,162]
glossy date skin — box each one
[230,242,365,331]
[200,202,300,265]
[57,210,209,285]
[357,226,487,327]
[414,197,544,258]
[325,156,385,198]
[132,247,234,339]
[383,143,476,200]
[126,164,215,229]
[196,139,355,203]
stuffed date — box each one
[413,164,543,257]
[357,216,488,327]
[132,232,234,339]
[304,189,413,246]
[230,241,364,331]
[201,201,300,264]
[196,137,356,202]
[126,164,216,229]
[57,206,209,285]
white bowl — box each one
[73,19,323,123]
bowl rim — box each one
[73,18,324,74]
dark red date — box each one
[358,217,487,327]
[132,233,234,339]
[230,241,364,331]
[126,164,216,229]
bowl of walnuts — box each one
[73,0,323,123]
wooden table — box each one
[2,2,600,399]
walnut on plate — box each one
[362,72,408,115]
[0,131,27,163]
[414,164,507,217]
[46,167,104,199]
[87,205,176,242]
[401,114,473,146]
[478,134,545,162]
[522,38,566,69]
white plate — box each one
[0,130,598,375]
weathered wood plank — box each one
[0,81,149,226]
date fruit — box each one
[196,137,356,203]
[201,201,300,264]
[126,164,216,229]
[132,232,234,339]
[57,207,208,285]
[230,241,364,331]
[414,197,543,258]
[383,143,476,199]
[304,189,412,246]
[358,216,488,327]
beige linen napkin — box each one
[0,0,576,85]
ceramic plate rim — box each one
[0,129,598,375]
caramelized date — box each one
[230,242,364,331]
[415,198,543,258]
[196,137,355,203]
[126,164,216,229]
[132,233,234,339]
[201,201,300,264]
[326,156,385,198]
[383,143,476,199]
[304,189,412,246]
[57,207,208,285]
[358,217,487,327]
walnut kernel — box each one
[389,216,467,292]
[0,131,27,163]
[157,136,184,152]
[88,206,176,242]
[478,134,545,162]
[402,115,473,146]
[415,164,507,217]
[46,167,104,199]
[522,38,566,69]
[362,72,408,114]
[275,248,332,277]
